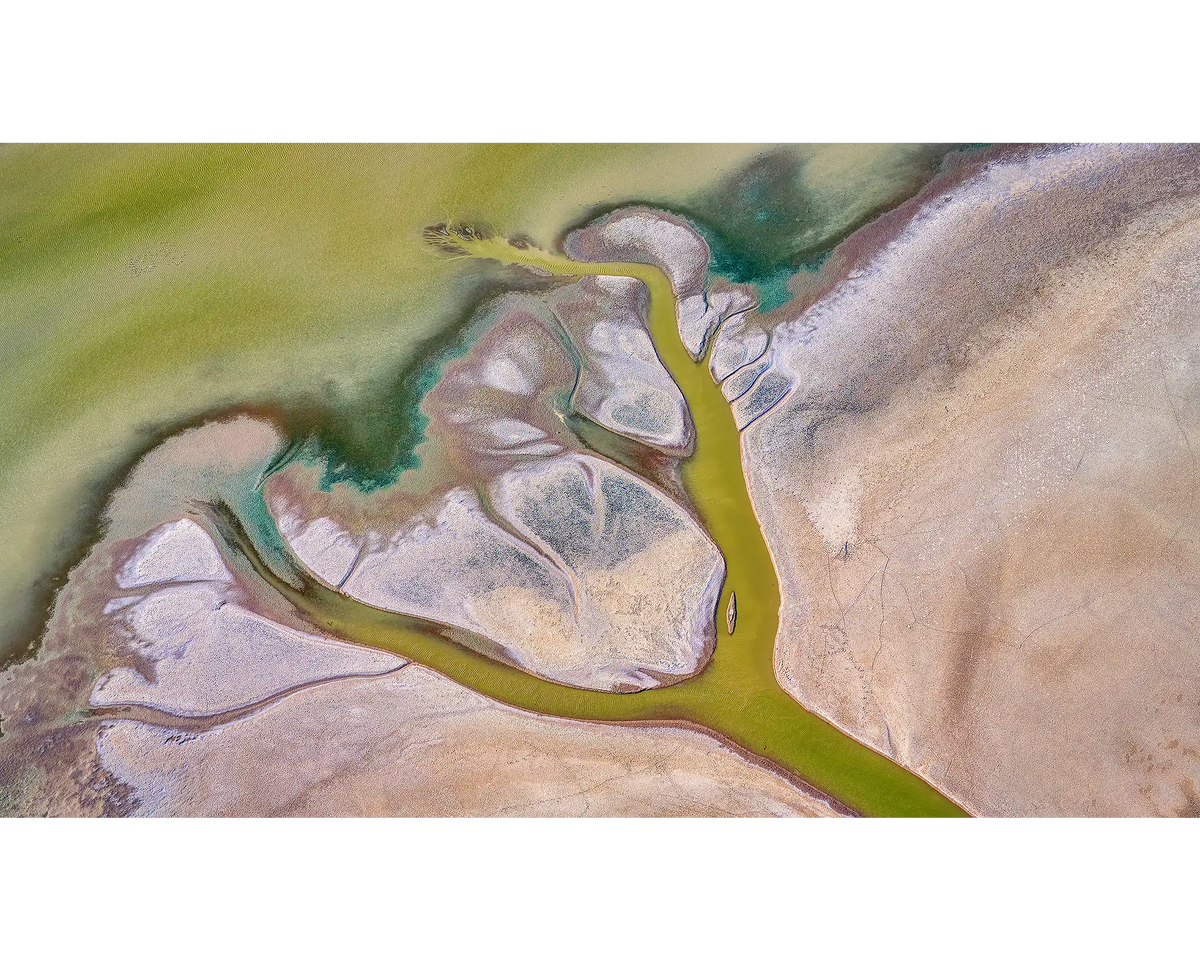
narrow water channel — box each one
[224,231,966,817]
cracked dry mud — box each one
[5,144,1200,817]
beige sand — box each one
[1,416,830,816]
[751,144,1200,816]
[97,667,838,817]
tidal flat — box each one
[11,144,1193,818]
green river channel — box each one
[223,231,966,818]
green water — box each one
[0,144,771,665]
[226,232,965,818]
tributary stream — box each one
[223,231,966,817]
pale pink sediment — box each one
[273,451,724,693]
[96,666,840,817]
[564,206,758,359]
[747,143,1200,816]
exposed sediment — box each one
[747,144,1200,816]
[21,147,1194,817]
[549,275,695,455]
[266,266,727,694]
[96,667,839,817]
[92,518,402,717]
[565,207,757,360]
[0,415,828,817]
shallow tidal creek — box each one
[228,234,965,817]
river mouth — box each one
[216,227,966,818]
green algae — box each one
[556,145,968,315]
[688,145,958,279]
[222,234,966,818]
[2,145,972,814]
[0,144,769,665]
